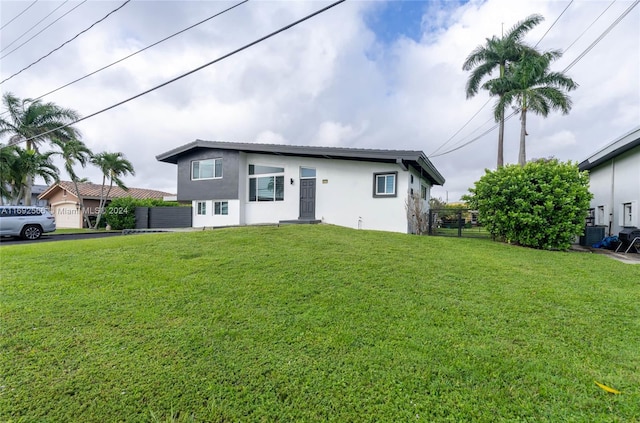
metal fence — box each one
[427,208,491,238]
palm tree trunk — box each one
[497,112,505,169]
[71,179,91,228]
[24,174,33,205]
[518,108,527,166]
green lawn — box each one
[1,225,638,422]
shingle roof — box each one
[156,140,445,185]
[39,181,174,201]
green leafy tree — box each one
[0,92,80,204]
[4,147,59,205]
[463,14,543,168]
[53,138,94,227]
[91,151,135,229]
[464,159,591,250]
[485,51,577,166]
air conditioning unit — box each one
[580,226,606,247]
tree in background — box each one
[463,14,543,168]
[91,151,135,229]
[485,50,577,166]
[2,147,59,205]
[464,159,591,250]
[53,138,94,227]
[0,92,80,204]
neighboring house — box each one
[7,184,49,207]
[156,140,445,233]
[579,126,640,236]
[39,181,174,228]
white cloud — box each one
[1,0,638,201]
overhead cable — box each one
[562,0,616,54]
[1,1,88,59]
[28,0,249,102]
[1,0,131,85]
[1,0,70,54]
[0,0,39,31]
[535,0,574,47]
[5,0,347,149]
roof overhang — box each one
[157,140,445,185]
[579,126,640,171]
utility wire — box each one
[5,0,347,149]
[26,0,249,103]
[0,0,39,31]
[429,99,491,156]
[1,0,70,54]
[563,0,639,72]
[1,1,88,59]
[535,0,573,47]
[1,0,131,85]
[562,0,616,55]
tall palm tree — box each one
[463,14,543,168]
[53,138,94,227]
[0,92,80,204]
[485,50,577,166]
[0,144,19,204]
[91,151,135,229]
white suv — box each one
[0,206,56,240]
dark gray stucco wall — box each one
[176,148,240,201]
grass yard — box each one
[1,225,639,422]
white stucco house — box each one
[156,140,445,233]
[578,126,640,236]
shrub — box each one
[463,159,592,250]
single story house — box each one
[156,140,445,233]
[578,126,640,236]
[39,181,173,228]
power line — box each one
[562,0,616,55]
[535,0,573,47]
[0,0,39,31]
[429,99,491,156]
[5,0,347,149]
[1,0,70,54]
[0,0,131,85]
[27,0,249,103]
[1,1,88,59]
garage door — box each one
[53,203,82,228]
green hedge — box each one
[464,159,592,250]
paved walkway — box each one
[571,244,640,265]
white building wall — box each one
[587,146,640,234]
[192,199,241,227]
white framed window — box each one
[249,164,284,202]
[196,201,207,215]
[621,201,637,227]
[300,167,316,178]
[373,172,397,197]
[421,185,427,200]
[192,158,222,180]
[214,201,228,215]
[596,205,607,226]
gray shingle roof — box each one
[157,140,445,185]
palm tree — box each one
[53,138,94,227]
[7,147,59,205]
[0,92,81,204]
[462,14,543,168]
[0,144,19,204]
[91,151,135,229]
[485,50,577,166]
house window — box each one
[300,167,316,178]
[421,185,427,200]
[214,201,228,215]
[192,158,222,180]
[373,172,397,197]
[597,205,606,226]
[196,201,207,215]
[623,202,634,227]
[586,208,595,226]
[249,164,285,202]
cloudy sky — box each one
[1,0,638,202]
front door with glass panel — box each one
[299,167,316,219]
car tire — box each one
[21,225,42,240]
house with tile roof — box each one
[39,181,174,228]
[157,140,445,233]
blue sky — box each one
[0,0,638,201]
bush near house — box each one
[104,197,181,230]
[464,159,592,250]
